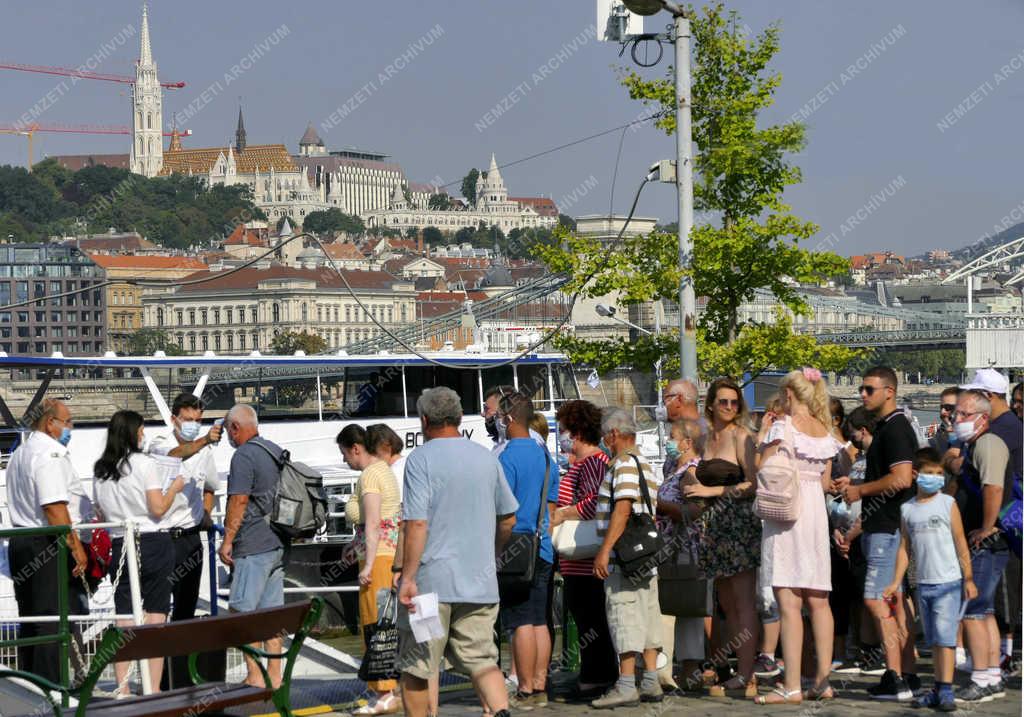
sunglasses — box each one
[716,398,740,409]
[940,404,957,413]
[858,384,890,396]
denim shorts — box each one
[917,580,964,647]
[500,558,553,630]
[965,548,1010,619]
[862,530,901,600]
[229,548,285,613]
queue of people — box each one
[3,367,1020,714]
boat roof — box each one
[0,351,570,369]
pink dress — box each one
[760,417,843,591]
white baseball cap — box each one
[960,368,1009,396]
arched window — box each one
[272,303,280,323]
[147,113,152,129]
[156,308,164,326]
[147,138,153,155]
[301,303,308,322]
[138,137,144,154]
[201,334,209,351]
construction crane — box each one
[0,123,191,170]
[0,61,185,89]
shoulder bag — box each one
[613,455,666,578]
[497,452,551,589]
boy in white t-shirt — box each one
[884,449,976,711]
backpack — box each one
[753,418,801,523]
[250,439,328,540]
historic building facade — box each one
[142,264,417,354]
[130,5,164,177]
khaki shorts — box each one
[396,601,499,680]
[604,570,662,655]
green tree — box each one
[422,226,444,246]
[127,328,182,356]
[428,192,452,210]
[460,168,479,206]
[558,213,577,231]
[404,227,419,239]
[270,330,328,355]
[536,3,861,383]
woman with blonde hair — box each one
[753,368,843,705]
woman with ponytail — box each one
[753,368,844,705]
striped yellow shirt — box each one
[596,448,661,537]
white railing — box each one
[967,312,1024,329]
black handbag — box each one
[358,590,400,682]
[497,453,551,590]
[613,455,666,578]
[658,506,713,617]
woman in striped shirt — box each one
[551,400,619,699]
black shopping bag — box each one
[358,590,400,682]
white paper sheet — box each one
[151,454,183,493]
[409,592,444,643]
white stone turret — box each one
[130,4,163,177]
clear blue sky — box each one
[2,1,1021,255]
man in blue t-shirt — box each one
[497,391,559,708]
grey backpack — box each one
[251,439,328,540]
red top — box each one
[555,452,609,576]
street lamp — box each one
[596,303,666,457]
[621,0,697,382]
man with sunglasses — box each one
[930,387,962,455]
[835,366,918,701]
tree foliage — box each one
[460,168,479,206]
[0,159,265,247]
[539,3,860,383]
[270,330,327,355]
[126,328,182,356]
[422,226,444,246]
[427,193,452,210]
[303,208,365,236]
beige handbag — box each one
[552,519,602,560]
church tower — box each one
[235,106,247,153]
[130,4,163,177]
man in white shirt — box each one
[5,398,89,684]
[145,393,221,688]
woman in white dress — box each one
[93,410,186,696]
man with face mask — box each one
[951,388,1014,703]
[145,393,222,687]
[5,398,89,684]
[485,385,546,458]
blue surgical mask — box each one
[178,421,201,441]
[58,427,72,446]
[917,473,944,495]
[665,440,680,459]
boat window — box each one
[553,363,579,403]
[515,364,551,406]
[480,365,515,398]
[404,365,482,416]
[342,367,406,417]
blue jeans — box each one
[862,530,901,600]
[229,548,285,613]
[917,580,963,647]
[965,548,1010,619]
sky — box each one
[2,1,1021,256]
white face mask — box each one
[954,418,979,442]
[177,420,201,441]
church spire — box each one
[235,105,247,153]
[140,4,153,66]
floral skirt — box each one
[696,497,761,579]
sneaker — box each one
[832,657,864,674]
[591,684,640,709]
[859,654,887,676]
[902,673,922,694]
[639,681,664,703]
[988,679,1006,699]
[936,692,957,712]
[505,673,520,694]
[954,681,993,704]
[912,690,939,709]
[867,670,913,701]
[754,654,782,678]
[507,691,535,712]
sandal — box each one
[803,682,835,701]
[709,675,757,699]
[754,687,803,705]
[352,692,402,715]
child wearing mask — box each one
[883,448,977,711]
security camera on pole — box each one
[600,0,698,382]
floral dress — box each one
[695,458,762,579]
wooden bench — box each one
[0,598,323,717]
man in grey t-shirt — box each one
[220,403,286,688]
[396,387,518,717]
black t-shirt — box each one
[862,409,917,534]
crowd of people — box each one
[3,366,1021,716]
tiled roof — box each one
[66,234,158,253]
[323,242,366,260]
[87,254,206,270]
[160,144,297,175]
[509,197,559,217]
[225,225,266,246]
[53,154,131,172]
[177,265,406,294]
